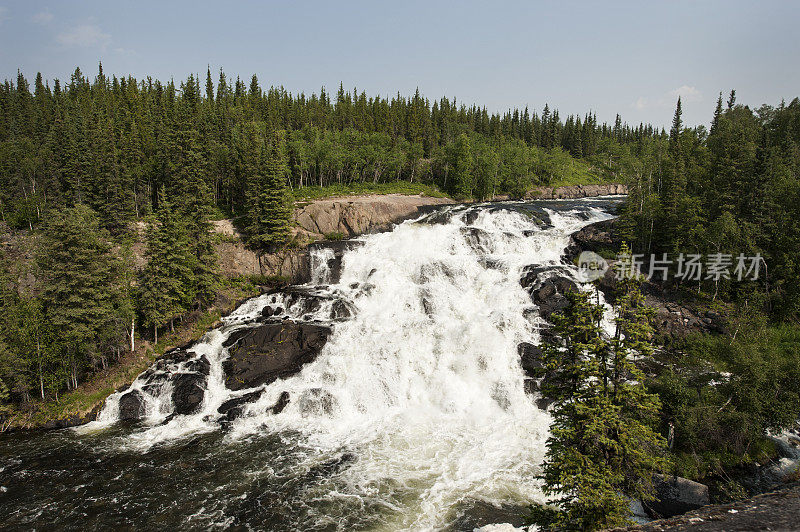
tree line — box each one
[620,91,800,320]
[0,63,659,232]
[0,64,661,405]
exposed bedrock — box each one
[222,321,332,391]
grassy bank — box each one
[2,277,263,431]
[290,181,449,202]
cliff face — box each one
[214,194,454,282]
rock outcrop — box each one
[563,217,729,339]
[214,194,453,282]
[294,194,453,237]
[222,321,331,391]
[528,183,628,200]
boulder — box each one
[118,390,144,421]
[563,218,617,262]
[222,322,331,391]
[171,372,207,415]
[217,390,291,428]
[646,474,710,518]
[218,389,264,419]
[531,276,578,320]
[517,342,544,377]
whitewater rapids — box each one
[76,198,618,530]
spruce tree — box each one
[246,129,292,260]
[533,269,667,530]
[138,190,196,341]
[38,205,131,389]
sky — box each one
[0,0,798,129]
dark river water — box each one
[0,198,622,531]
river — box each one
[0,197,621,531]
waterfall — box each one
[82,198,617,530]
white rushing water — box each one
[83,199,617,530]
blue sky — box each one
[1,1,798,128]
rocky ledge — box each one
[614,482,800,531]
[529,183,628,200]
[563,217,728,340]
[214,194,453,282]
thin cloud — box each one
[670,85,702,102]
[56,23,111,48]
[633,85,703,111]
[32,10,54,25]
[632,97,649,110]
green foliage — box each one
[137,191,196,337]
[534,276,668,530]
[650,323,800,480]
[0,67,651,232]
[246,129,292,253]
[323,231,345,241]
[37,205,133,390]
[291,181,446,201]
[621,95,800,317]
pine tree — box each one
[533,267,667,530]
[246,129,292,260]
[138,190,196,341]
[38,205,131,389]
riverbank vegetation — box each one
[531,270,668,529]
[534,93,800,527]
[0,65,655,411]
[618,93,800,484]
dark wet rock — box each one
[222,322,331,391]
[630,483,800,532]
[449,499,530,532]
[563,218,617,263]
[171,372,207,415]
[118,390,144,421]
[461,227,492,253]
[463,209,480,226]
[184,355,210,375]
[297,388,337,416]
[523,378,539,395]
[517,342,544,377]
[218,389,264,418]
[535,396,555,410]
[330,300,353,321]
[270,390,291,415]
[307,240,365,284]
[421,296,434,317]
[531,276,578,320]
[646,475,710,519]
[478,257,506,270]
[217,390,290,428]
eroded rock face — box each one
[295,195,454,237]
[222,322,331,391]
[517,342,544,377]
[563,218,617,263]
[171,372,207,415]
[530,276,579,320]
[529,183,628,200]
